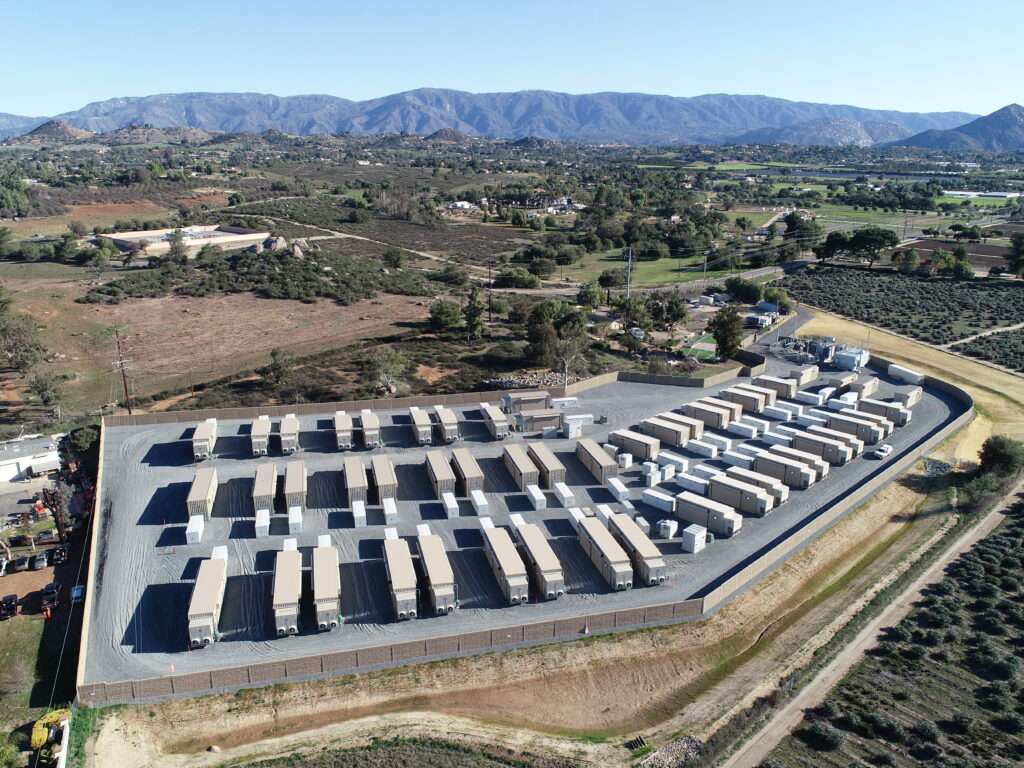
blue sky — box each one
[2,0,1018,116]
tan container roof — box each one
[253,463,276,498]
[251,417,272,438]
[312,545,340,600]
[507,391,550,403]
[756,451,807,470]
[675,490,735,515]
[577,438,615,469]
[726,466,781,487]
[187,467,217,504]
[334,411,352,431]
[280,413,299,436]
[482,526,527,578]
[193,419,217,442]
[643,417,687,435]
[579,517,630,566]
[360,410,380,430]
[503,444,537,477]
[771,445,824,465]
[700,397,741,416]
[425,451,455,484]
[611,429,659,447]
[519,408,561,420]
[657,411,704,430]
[187,557,226,619]
[434,405,457,426]
[710,474,770,499]
[410,408,431,428]
[383,538,417,591]
[284,461,306,496]
[370,455,397,488]
[516,523,561,574]
[611,513,662,560]
[417,534,454,587]
[527,442,565,474]
[343,456,367,490]
[481,403,507,423]
[451,447,483,482]
[272,549,302,609]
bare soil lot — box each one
[333,218,538,264]
[2,201,175,238]
[97,293,430,401]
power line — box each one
[111,329,133,416]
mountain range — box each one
[895,104,1024,152]
[0,89,981,146]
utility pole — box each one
[624,246,634,300]
[112,328,133,415]
[487,260,493,324]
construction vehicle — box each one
[31,708,70,766]
[40,581,60,619]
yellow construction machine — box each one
[31,708,70,766]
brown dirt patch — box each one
[92,294,429,399]
[174,193,229,208]
[416,364,456,384]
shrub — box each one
[797,721,844,751]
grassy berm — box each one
[229,737,581,767]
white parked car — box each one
[871,444,894,459]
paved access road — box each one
[722,488,1019,768]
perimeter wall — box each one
[77,359,973,706]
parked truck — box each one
[608,513,666,586]
[186,546,228,649]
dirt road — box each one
[722,489,1018,768]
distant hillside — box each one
[736,117,914,147]
[895,104,1024,151]
[24,119,94,140]
[0,112,47,139]
[0,89,967,145]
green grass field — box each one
[558,248,731,286]
[934,195,1013,208]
